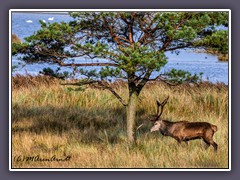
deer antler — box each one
[156,96,169,119]
[140,96,170,130]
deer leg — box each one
[203,137,218,152]
[209,140,218,152]
[202,138,210,149]
[175,138,183,146]
[204,130,218,152]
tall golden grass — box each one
[11,75,229,168]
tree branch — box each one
[156,76,179,86]
[56,61,118,67]
[61,80,127,106]
[98,81,128,106]
[159,15,192,51]
[136,70,153,93]
[135,74,181,86]
[165,43,193,51]
[61,81,98,86]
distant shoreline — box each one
[12,12,69,15]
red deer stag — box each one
[150,96,218,151]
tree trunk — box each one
[126,91,138,144]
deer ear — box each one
[150,119,156,122]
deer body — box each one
[150,96,218,151]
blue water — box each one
[11,12,229,84]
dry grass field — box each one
[11,75,229,168]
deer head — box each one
[150,96,169,132]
